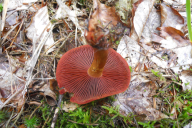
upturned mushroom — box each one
[56,45,131,104]
[56,0,131,104]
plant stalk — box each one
[186,0,192,43]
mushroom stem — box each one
[88,48,108,77]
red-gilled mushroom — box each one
[56,45,131,104]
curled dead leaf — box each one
[39,84,57,106]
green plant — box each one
[138,121,156,128]
[0,3,3,12]
[24,116,40,128]
[177,100,192,127]
[102,105,133,124]
[129,66,133,72]
[69,107,90,124]
[186,0,192,42]
[56,107,92,128]
[0,110,9,122]
[115,40,120,45]
[39,102,52,121]
[151,69,166,81]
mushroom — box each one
[56,45,131,104]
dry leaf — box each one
[133,0,155,39]
[0,56,26,111]
[26,6,55,54]
[39,84,57,106]
[163,0,186,6]
[141,7,160,43]
[7,0,38,11]
[180,70,192,91]
[117,36,141,69]
[114,75,168,121]
[154,27,189,49]
[85,0,129,49]
[160,4,184,30]
[62,101,78,112]
[55,0,85,33]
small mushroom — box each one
[56,45,131,104]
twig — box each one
[42,37,66,55]
[1,0,9,31]
[10,106,24,128]
[1,23,20,46]
[5,50,13,94]
[23,23,55,96]
[172,81,182,86]
[52,32,73,61]
[51,94,63,128]
[8,20,24,48]
[5,111,14,128]
[29,103,42,119]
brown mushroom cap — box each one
[56,45,131,104]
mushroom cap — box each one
[56,45,131,104]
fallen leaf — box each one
[156,27,189,48]
[7,0,38,10]
[163,0,186,6]
[141,7,161,43]
[117,36,141,68]
[133,0,155,39]
[0,56,26,111]
[84,0,129,49]
[55,0,85,33]
[160,4,184,30]
[62,101,78,112]
[26,6,55,54]
[39,84,57,106]
[180,70,192,91]
[114,75,168,121]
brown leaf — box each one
[180,70,192,91]
[156,27,190,48]
[0,56,26,112]
[39,84,57,106]
[18,124,27,128]
[85,0,129,49]
[114,75,168,121]
[49,79,59,94]
[17,53,29,63]
[160,4,184,30]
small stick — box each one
[5,50,13,94]
[29,103,42,119]
[8,20,24,48]
[51,94,64,128]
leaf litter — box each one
[116,0,192,122]
[0,0,192,127]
